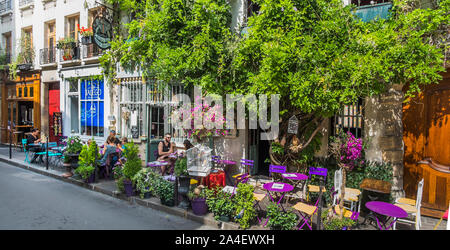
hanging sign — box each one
[287,115,299,134]
[92,15,112,50]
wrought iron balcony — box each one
[40,47,56,65]
[354,2,393,22]
[83,43,103,59]
[59,44,80,62]
[0,0,12,14]
[19,0,33,7]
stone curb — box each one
[0,156,245,230]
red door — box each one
[48,83,60,142]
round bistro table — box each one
[365,201,408,230]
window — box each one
[45,21,55,49]
[118,77,189,142]
[351,0,391,7]
[119,78,145,139]
[80,79,104,137]
[66,15,79,40]
[67,79,80,134]
[331,99,364,138]
[22,27,33,48]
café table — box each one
[365,201,408,230]
[282,173,308,200]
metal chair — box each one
[269,164,286,181]
[393,178,424,230]
[332,168,361,213]
[36,142,63,166]
[292,167,328,230]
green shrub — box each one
[266,202,298,230]
[75,140,100,180]
[155,176,175,202]
[122,141,142,181]
[205,186,236,221]
[233,183,257,229]
[174,157,188,177]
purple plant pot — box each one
[123,179,134,197]
[191,198,208,216]
[85,173,95,184]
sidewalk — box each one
[0,144,447,230]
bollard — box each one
[9,129,12,159]
[46,141,49,170]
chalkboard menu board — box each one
[131,126,139,139]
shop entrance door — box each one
[48,83,60,142]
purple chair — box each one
[292,167,328,230]
[269,164,287,181]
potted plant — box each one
[78,24,94,45]
[121,141,142,197]
[188,185,208,216]
[174,157,190,208]
[205,186,235,222]
[75,140,100,183]
[132,168,158,199]
[56,37,76,50]
[156,177,175,206]
[233,183,257,229]
[10,32,34,77]
[62,136,83,178]
[266,202,298,230]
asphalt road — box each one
[0,161,214,230]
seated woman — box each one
[98,136,117,166]
[180,139,194,157]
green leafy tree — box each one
[231,0,449,171]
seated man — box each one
[157,133,176,175]
[27,128,44,163]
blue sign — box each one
[80,79,104,127]
[81,79,104,100]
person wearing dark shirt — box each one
[158,133,175,175]
[27,128,44,163]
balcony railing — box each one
[83,43,103,59]
[40,47,56,65]
[19,0,33,7]
[0,0,12,14]
[59,44,80,62]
